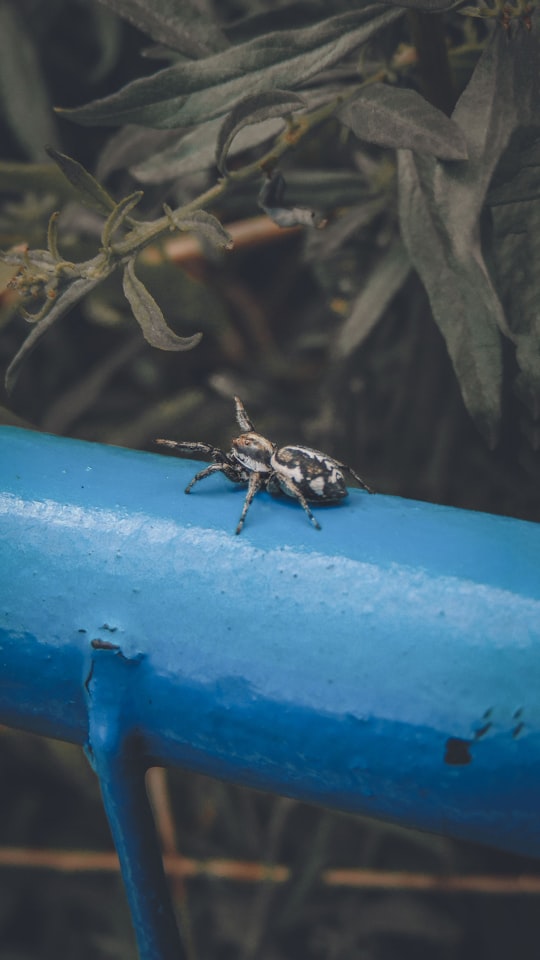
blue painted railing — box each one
[1,425,540,959]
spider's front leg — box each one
[155,440,244,492]
[234,396,256,433]
[235,472,266,535]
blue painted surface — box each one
[1,425,540,860]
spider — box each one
[156,397,373,534]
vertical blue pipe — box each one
[85,642,184,960]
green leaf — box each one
[129,90,331,184]
[163,206,233,250]
[334,241,411,358]
[96,0,229,57]
[341,84,468,160]
[5,277,99,393]
[122,258,202,350]
[0,3,59,160]
[397,27,540,444]
[60,7,404,130]
[215,90,305,174]
[46,148,117,217]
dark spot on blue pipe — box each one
[444,737,472,765]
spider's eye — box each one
[232,432,273,472]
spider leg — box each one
[275,473,321,530]
[155,440,218,457]
[334,461,374,494]
[235,472,265,535]
[234,396,255,433]
[156,440,246,490]
[184,462,229,494]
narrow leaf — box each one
[341,85,468,160]
[396,26,540,444]
[164,206,233,250]
[216,90,305,174]
[334,242,411,358]
[46,147,117,216]
[60,7,404,130]
[122,259,202,350]
[398,148,504,447]
[102,191,144,247]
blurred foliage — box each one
[1,0,540,957]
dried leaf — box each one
[341,84,468,160]
[122,258,202,350]
[215,90,305,174]
[258,172,325,228]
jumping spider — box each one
[156,397,373,534]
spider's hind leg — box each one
[337,461,374,494]
[275,473,321,530]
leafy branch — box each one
[2,68,395,393]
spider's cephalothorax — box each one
[156,397,373,534]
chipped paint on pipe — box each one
[1,426,540,858]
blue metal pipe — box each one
[1,424,540,952]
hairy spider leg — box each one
[155,439,244,489]
[234,396,255,434]
[184,462,230,494]
[235,472,266,535]
[155,439,217,456]
[274,472,322,530]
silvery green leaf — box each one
[46,147,117,216]
[122,258,202,350]
[5,277,99,393]
[95,0,228,57]
[164,206,233,250]
[130,90,332,183]
[341,84,468,160]
[215,90,306,174]
[60,7,404,129]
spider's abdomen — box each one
[271,445,348,502]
